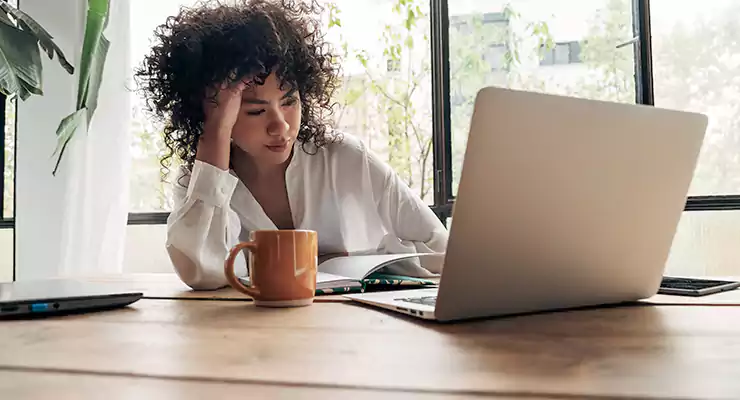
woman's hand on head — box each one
[196,79,246,171]
[203,79,247,139]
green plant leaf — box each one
[52,0,110,175]
[76,0,109,111]
[17,75,40,99]
[0,2,74,74]
[0,7,14,27]
[0,20,42,98]
[82,35,108,122]
[52,108,87,174]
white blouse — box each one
[165,133,449,290]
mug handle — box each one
[224,242,260,298]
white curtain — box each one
[16,0,132,279]
[58,0,132,277]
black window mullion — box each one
[429,0,452,212]
[633,0,654,106]
[128,212,169,225]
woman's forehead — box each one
[241,73,295,97]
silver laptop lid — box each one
[435,87,707,321]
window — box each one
[129,0,433,209]
[323,0,434,202]
[451,12,510,73]
[442,0,740,277]
[540,42,583,66]
[449,0,637,195]
[120,0,740,277]
[1,94,15,282]
[568,41,582,64]
[128,0,196,213]
[2,95,13,221]
[386,59,401,72]
[651,0,740,196]
[123,0,434,272]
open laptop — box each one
[0,279,142,317]
[345,86,708,322]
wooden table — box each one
[3,274,740,399]
[51,273,740,305]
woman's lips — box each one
[266,142,289,152]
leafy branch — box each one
[0,0,74,100]
[0,0,111,175]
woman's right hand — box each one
[203,80,247,137]
[196,80,247,170]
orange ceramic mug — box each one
[224,230,318,307]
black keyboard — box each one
[395,296,437,306]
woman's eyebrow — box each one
[282,88,297,98]
[242,97,268,104]
[241,89,297,104]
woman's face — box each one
[231,73,302,167]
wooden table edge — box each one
[1,365,666,400]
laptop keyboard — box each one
[394,279,736,308]
[395,296,437,306]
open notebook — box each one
[239,252,442,295]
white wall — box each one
[123,225,172,274]
[665,211,740,277]
[0,229,12,282]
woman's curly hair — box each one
[135,0,340,174]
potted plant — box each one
[0,0,110,174]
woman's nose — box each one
[267,108,289,136]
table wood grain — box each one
[60,273,250,301]
[58,273,428,302]
[2,298,740,399]
[2,369,528,400]
[643,290,740,305]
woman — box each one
[136,0,448,290]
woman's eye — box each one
[246,109,265,116]
[282,97,298,107]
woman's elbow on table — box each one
[166,244,229,291]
